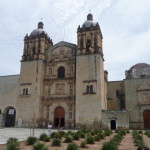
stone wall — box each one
[101,110,129,129]
[0,75,19,126]
[124,78,150,129]
[107,81,124,110]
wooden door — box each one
[143,110,150,128]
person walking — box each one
[48,123,52,135]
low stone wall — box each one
[101,110,129,129]
[0,114,5,127]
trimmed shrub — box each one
[73,133,80,140]
[64,136,73,143]
[86,136,94,144]
[39,133,50,142]
[145,130,150,137]
[43,136,50,142]
[66,143,79,150]
[126,130,130,133]
[104,130,112,136]
[33,141,48,150]
[52,138,61,146]
[91,130,95,136]
[98,133,105,139]
[60,131,65,137]
[26,136,38,145]
[7,137,18,145]
[132,130,147,148]
[101,141,117,150]
[6,142,19,150]
[80,140,86,148]
[139,130,143,134]
[6,137,19,150]
[50,132,57,138]
[80,132,85,138]
[40,133,47,141]
[94,135,100,141]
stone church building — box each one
[0,14,150,129]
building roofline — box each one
[0,74,20,77]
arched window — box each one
[80,39,83,49]
[94,36,97,52]
[58,67,65,78]
[86,40,91,52]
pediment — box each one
[47,41,76,60]
[137,84,150,91]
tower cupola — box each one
[77,14,103,56]
[38,21,44,29]
[87,13,93,20]
[22,22,53,61]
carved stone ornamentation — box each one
[55,83,65,95]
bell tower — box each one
[17,22,53,127]
[75,14,107,128]
[77,13,103,55]
[22,22,53,61]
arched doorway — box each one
[110,120,116,130]
[54,106,65,128]
[143,110,150,128]
[5,107,16,127]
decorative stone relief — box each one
[139,92,150,103]
[55,83,65,95]
[51,49,72,60]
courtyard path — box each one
[118,133,138,150]
[143,134,150,148]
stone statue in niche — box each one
[55,83,65,95]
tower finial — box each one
[38,21,44,29]
[87,13,93,21]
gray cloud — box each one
[0,0,149,81]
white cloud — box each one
[0,0,150,81]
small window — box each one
[26,88,28,95]
[23,88,26,95]
[94,36,97,52]
[90,85,93,93]
[80,39,83,49]
[116,90,120,97]
[0,109,1,114]
[58,66,65,78]
[86,85,90,93]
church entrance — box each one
[143,110,150,128]
[110,120,116,130]
[54,106,65,128]
[5,107,16,127]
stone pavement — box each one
[0,127,55,144]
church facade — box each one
[0,14,150,129]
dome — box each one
[82,13,98,28]
[129,63,150,71]
[126,63,150,79]
[30,28,46,36]
[30,22,47,36]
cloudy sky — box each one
[0,0,150,81]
